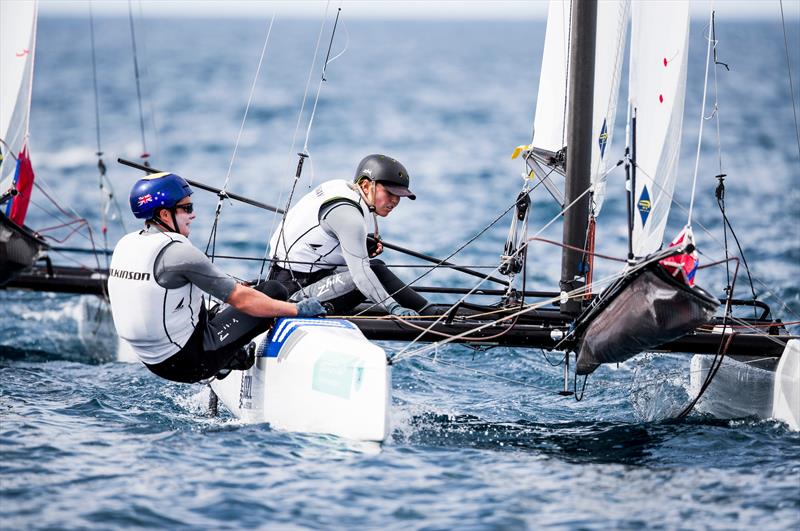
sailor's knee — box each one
[252,279,289,301]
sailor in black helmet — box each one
[268,154,428,316]
[108,172,325,384]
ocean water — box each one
[2,11,800,530]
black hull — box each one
[574,263,721,375]
[2,263,107,296]
[1,265,792,360]
[0,211,48,286]
[345,303,790,359]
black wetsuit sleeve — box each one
[154,242,237,302]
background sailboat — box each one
[1,4,799,527]
[0,0,47,285]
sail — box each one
[1,0,38,225]
[531,0,571,158]
[589,0,629,213]
[530,0,629,213]
[628,0,690,257]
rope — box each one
[259,0,333,283]
[388,180,595,351]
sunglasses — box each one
[174,203,194,214]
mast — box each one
[560,0,597,316]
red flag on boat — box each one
[7,146,35,226]
[659,226,698,286]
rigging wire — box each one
[204,11,277,261]
[708,10,733,298]
[302,6,344,157]
[88,1,127,271]
[390,192,616,364]
[259,1,335,283]
[629,161,798,321]
[779,0,800,159]
[135,0,161,161]
[127,0,149,164]
[686,8,715,225]
[351,165,559,318]
[272,5,342,296]
[703,11,758,316]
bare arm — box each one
[226,283,299,318]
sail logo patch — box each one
[598,119,608,158]
[637,186,651,226]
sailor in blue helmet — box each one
[108,172,325,383]
[268,154,428,316]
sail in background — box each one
[1,0,38,225]
[628,0,690,257]
[530,0,630,214]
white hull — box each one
[690,339,799,430]
[211,318,391,442]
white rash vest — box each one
[269,179,368,273]
[108,230,203,364]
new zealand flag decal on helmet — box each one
[598,119,608,158]
[637,186,651,226]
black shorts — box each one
[144,280,288,383]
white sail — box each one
[530,0,629,214]
[589,0,630,213]
[0,0,37,191]
[628,0,690,257]
[531,0,571,156]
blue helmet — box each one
[129,172,193,219]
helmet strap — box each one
[355,180,381,239]
[150,208,179,233]
[356,179,377,213]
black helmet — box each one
[353,154,415,200]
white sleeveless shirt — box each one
[269,179,368,273]
[108,230,202,364]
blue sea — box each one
[2,9,799,530]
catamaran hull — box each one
[0,211,46,286]
[210,318,391,442]
[690,339,799,430]
[576,265,719,375]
